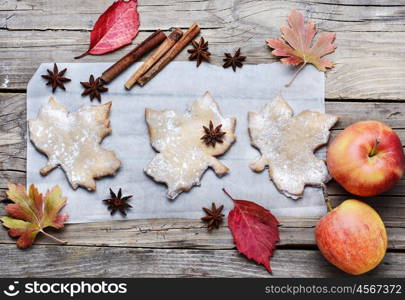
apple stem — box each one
[321,184,333,212]
[325,198,333,213]
[222,188,235,201]
[368,138,380,157]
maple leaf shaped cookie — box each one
[29,97,121,190]
[145,92,236,199]
[248,95,338,199]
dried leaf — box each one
[248,94,338,199]
[1,184,68,248]
[75,0,140,59]
[267,9,336,86]
[225,189,280,273]
[29,97,121,191]
[144,92,236,199]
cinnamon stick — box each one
[100,30,166,84]
[125,28,184,89]
[137,24,200,87]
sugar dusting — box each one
[28,97,121,190]
[144,92,236,199]
[249,95,338,199]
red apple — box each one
[315,199,387,275]
[327,120,404,197]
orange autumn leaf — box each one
[1,184,68,248]
[267,9,336,86]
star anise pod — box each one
[187,37,211,67]
[223,48,246,72]
[80,75,108,102]
[201,120,226,147]
[103,188,133,216]
[201,202,225,231]
[41,63,71,92]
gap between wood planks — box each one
[1,88,405,103]
[307,2,405,8]
[0,242,403,254]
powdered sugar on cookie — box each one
[145,92,236,199]
[29,97,121,190]
[248,94,338,199]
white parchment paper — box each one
[27,62,327,223]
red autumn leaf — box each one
[75,0,140,59]
[1,184,68,248]
[267,9,336,86]
[224,189,280,273]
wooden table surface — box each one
[1,0,405,277]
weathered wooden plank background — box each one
[2,0,405,99]
[0,0,404,277]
